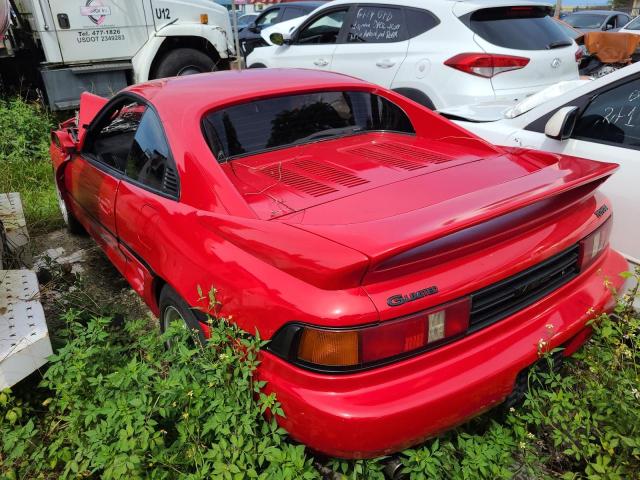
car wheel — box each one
[154,48,217,78]
[55,180,85,235]
[248,63,266,68]
[159,284,206,346]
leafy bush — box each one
[1,311,318,479]
[1,275,639,479]
[0,97,60,233]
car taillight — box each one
[578,216,613,270]
[575,47,584,63]
[271,297,471,371]
[444,53,530,78]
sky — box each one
[561,0,610,5]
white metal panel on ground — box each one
[0,192,30,263]
[0,270,51,389]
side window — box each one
[625,16,640,30]
[83,101,146,172]
[125,109,180,197]
[346,6,405,43]
[256,8,280,28]
[281,7,306,22]
[604,15,616,30]
[572,79,640,149]
[617,14,630,27]
[297,9,348,44]
[405,8,439,38]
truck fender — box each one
[132,25,232,83]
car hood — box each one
[438,79,591,122]
[438,101,514,122]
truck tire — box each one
[154,48,217,78]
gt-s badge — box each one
[387,286,438,307]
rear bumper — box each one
[258,247,626,458]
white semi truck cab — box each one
[1,0,235,109]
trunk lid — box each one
[277,147,617,278]
[223,132,616,294]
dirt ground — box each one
[28,228,154,339]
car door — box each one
[330,4,409,88]
[266,6,351,70]
[115,105,180,297]
[65,98,146,266]
[508,75,640,264]
[241,6,282,56]
[616,14,631,30]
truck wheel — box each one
[159,284,206,347]
[154,48,217,78]
[55,180,85,235]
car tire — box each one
[248,63,266,68]
[154,48,217,78]
[159,284,206,345]
[55,180,85,235]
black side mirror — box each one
[248,22,259,33]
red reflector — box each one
[444,297,472,338]
[575,47,583,63]
[579,216,613,270]
[445,53,530,78]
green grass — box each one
[0,97,62,234]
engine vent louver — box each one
[260,164,338,197]
[343,141,452,171]
[163,166,180,197]
[291,159,369,188]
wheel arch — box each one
[149,36,228,80]
[392,88,436,110]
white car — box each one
[441,62,640,266]
[619,16,640,35]
[247,0,581,109]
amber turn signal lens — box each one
[298,328,359,366]
[200,14,209,24]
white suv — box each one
[247,0,581,109]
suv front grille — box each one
[470,245,580,330]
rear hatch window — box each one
[563,13,607,30]
[202,91,415,161]
[462,6,571,51]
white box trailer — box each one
[2,0,235,109]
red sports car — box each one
[50,69,626,459]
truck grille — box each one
[470,245,580,330]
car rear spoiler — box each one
[296,149,618,280]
